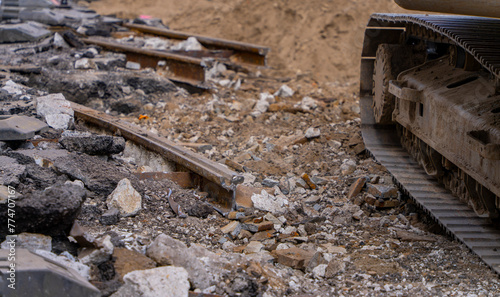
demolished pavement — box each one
[0,1,499,297]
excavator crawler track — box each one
[361,14,500,275]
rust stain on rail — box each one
[71,102,244,210]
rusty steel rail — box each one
[81,37,207,87]
[123,23,270,66]
[71,102,244,210]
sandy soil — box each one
[89,0,406,83]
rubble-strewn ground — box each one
[1,0,500,296]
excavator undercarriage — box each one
[361,14,500,274]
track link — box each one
[361,14,500,275]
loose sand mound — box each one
[89,0,406,83]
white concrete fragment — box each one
[126,61,141,70]
[45,114,73,130]
[53,33,69,48]
[112,266,190,297]
[295,96,318,111]
[312,264,328,278]
[305,127,321,139]
[172,36,203,51]
[74,58,95,69]
[274,84,294,98]
[250,93,275,118]
[36,93,74,130]
[251,190,287,215]
[106,178,142,217]
[2,80,28,95]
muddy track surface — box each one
[0,0,499,296]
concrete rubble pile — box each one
[0,1,498,297]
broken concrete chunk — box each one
[347,177,367,199]
[36,93,74,130]
[244,241,264,254]
[0,21,52,43]
[53,32,69,48]
[312,263,328,278]
[325,260,346,278]
[0,183,85,236]
[221,221,242,239]
[295,96,317,111]
[111,266,190,297]
[242,221,274,233]
[235,184,274,209]
[272,247,316,270]
[0,115,48,141]
[1,233,52,252]
[100,208,120,225]
[146,234,188,266]
[172,36,203,51]
[340,159,357,175]
[262,178,279,188]
[366,184,398,199]
[0,155,26,186]
[106,178,142,217]
[60,134,126,155]
[273,84,294,98]
[146,233,230,289]
[94,56,127,70]
[15,149,69,170]
[305,127,321,139]
[75,58,95,69]
[251,190,287,215]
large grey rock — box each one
[146,234,232,289]
[111,266,189,297]
[60,134,125,155]
[106,178,142,217]
[54,153,131,195]
[36,93,74,130]
[0,156,26,186]
[0,183,86,236]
